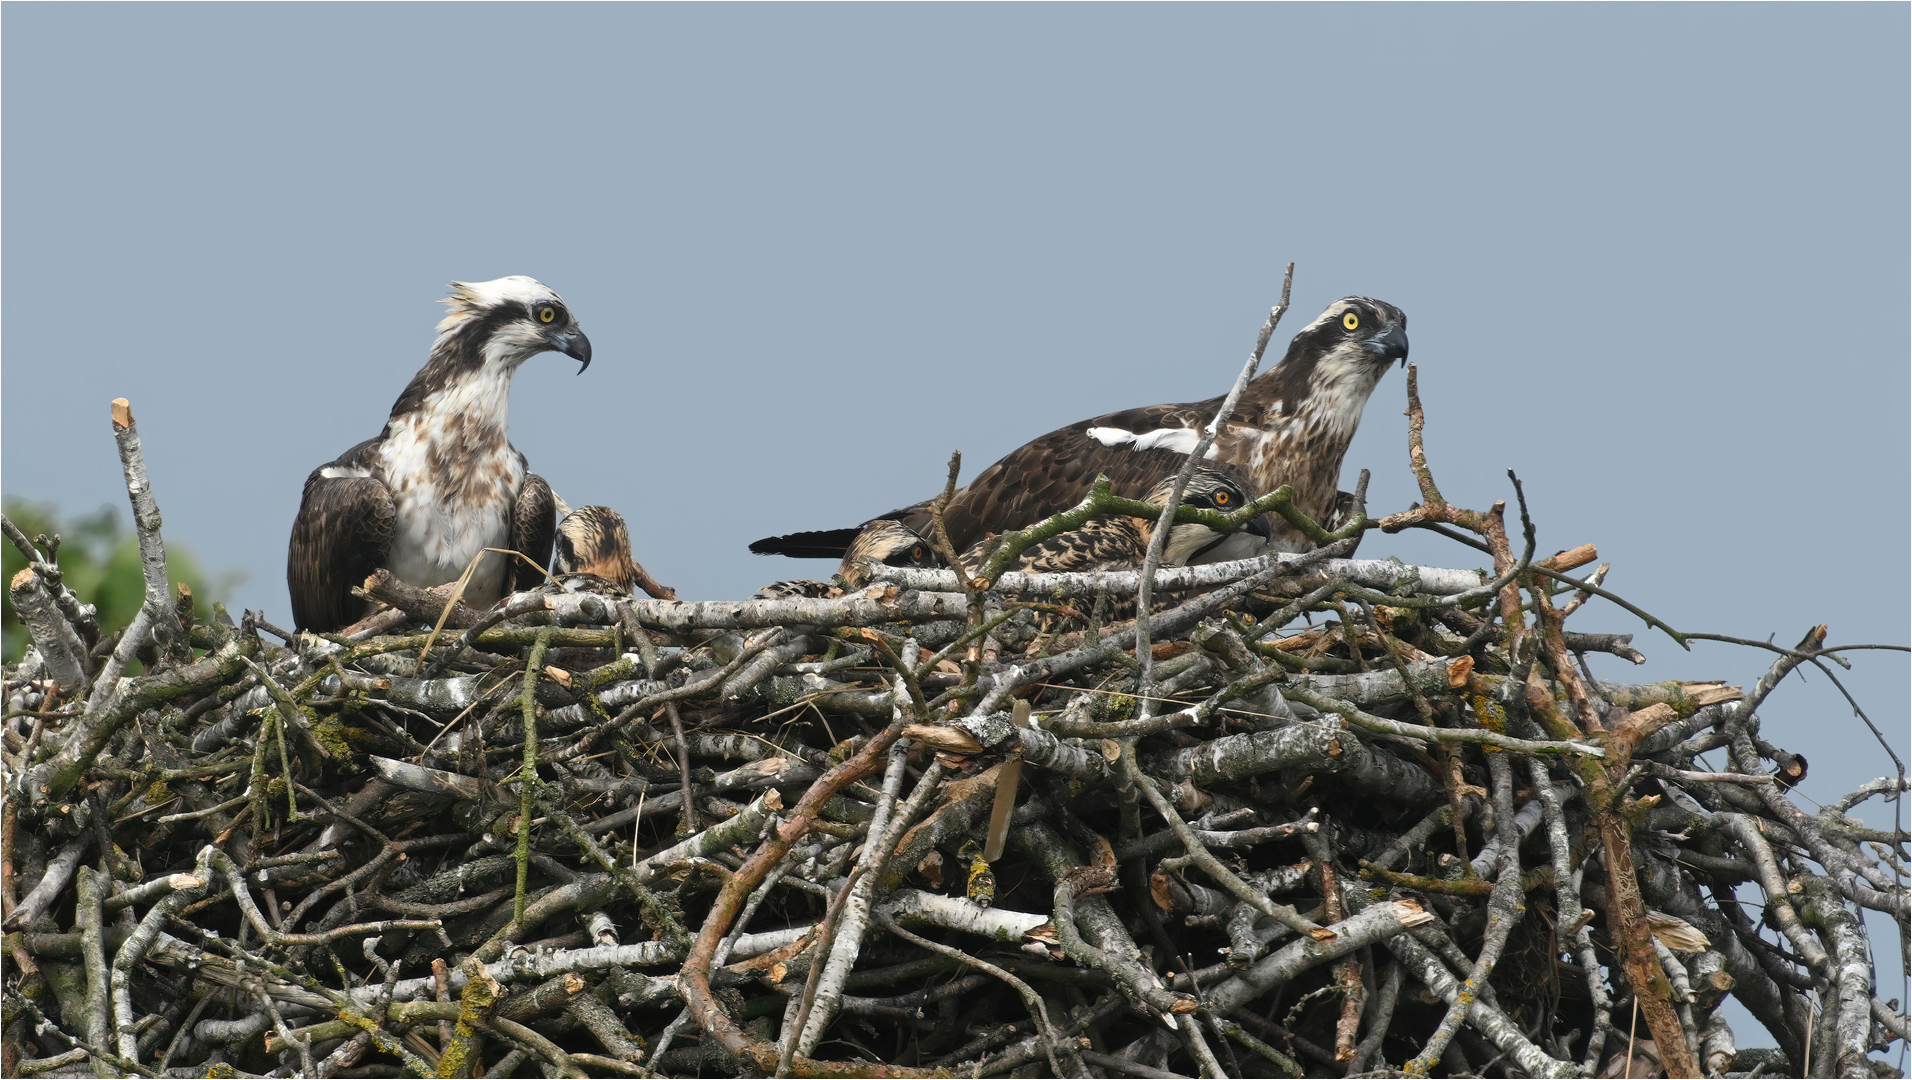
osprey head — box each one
[839,520,941,589]
[437,276,593,373]
[1143,465,1272,565]
[554,505,636,592]
[1281,296,1409,382]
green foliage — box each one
[2,497,236,664]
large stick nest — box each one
[1,380,1904,1080]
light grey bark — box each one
[793,730,911,1056]
[8,567,89,693]
[1381,921,1581,1078]
[1200,899,1433,1013]
[1799,874,1878,1078]
[89,400,184,708]
[4,833,93,930]
[872,552,1486,597]
[113,847,214,1059]
[1143,721,1442,803]
[549,589,972,632]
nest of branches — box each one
[1,375,1905,1080]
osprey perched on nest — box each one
[750,296,1407,562]
[287,277,591,632]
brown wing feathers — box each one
[511,474,558,592]
[935,440,1224,554]
[287,473,395,633]
[748,296,1407,563]
[749,403,1234,561]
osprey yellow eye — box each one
[912,546,926,561]
[1342,311,1361,331]
[1214,491,1231,506]
[539,307,557,324]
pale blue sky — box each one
[4,2,1907,1050]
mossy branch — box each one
[514,627,554,926]
[971,476,1119,585]
[969,473,1362,589]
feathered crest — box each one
[433,276,555,334]
[434,281,487,333]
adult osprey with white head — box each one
[287,277,591,632]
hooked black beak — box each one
[1189,509,1273,560]
[551,328,592,373]
[1368,324,1409,368]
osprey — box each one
[553,503,678,601]
[753,520,941,600]
[749,296,1407,561]
[554,503,638,594]
[958,463,1270,576]
[287,277,591,632]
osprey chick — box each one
[750,297,1406,561]
[753,520,941,601]
[287,277,591,632]
[958,462,1270,576]
[553,503,678,601]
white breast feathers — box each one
[375,374,525,605]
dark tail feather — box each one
[748,527,864,560]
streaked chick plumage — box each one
[958,462,1269,577]
[554,504,637,593]
[553,503,678,600]
[753,520,941,600]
